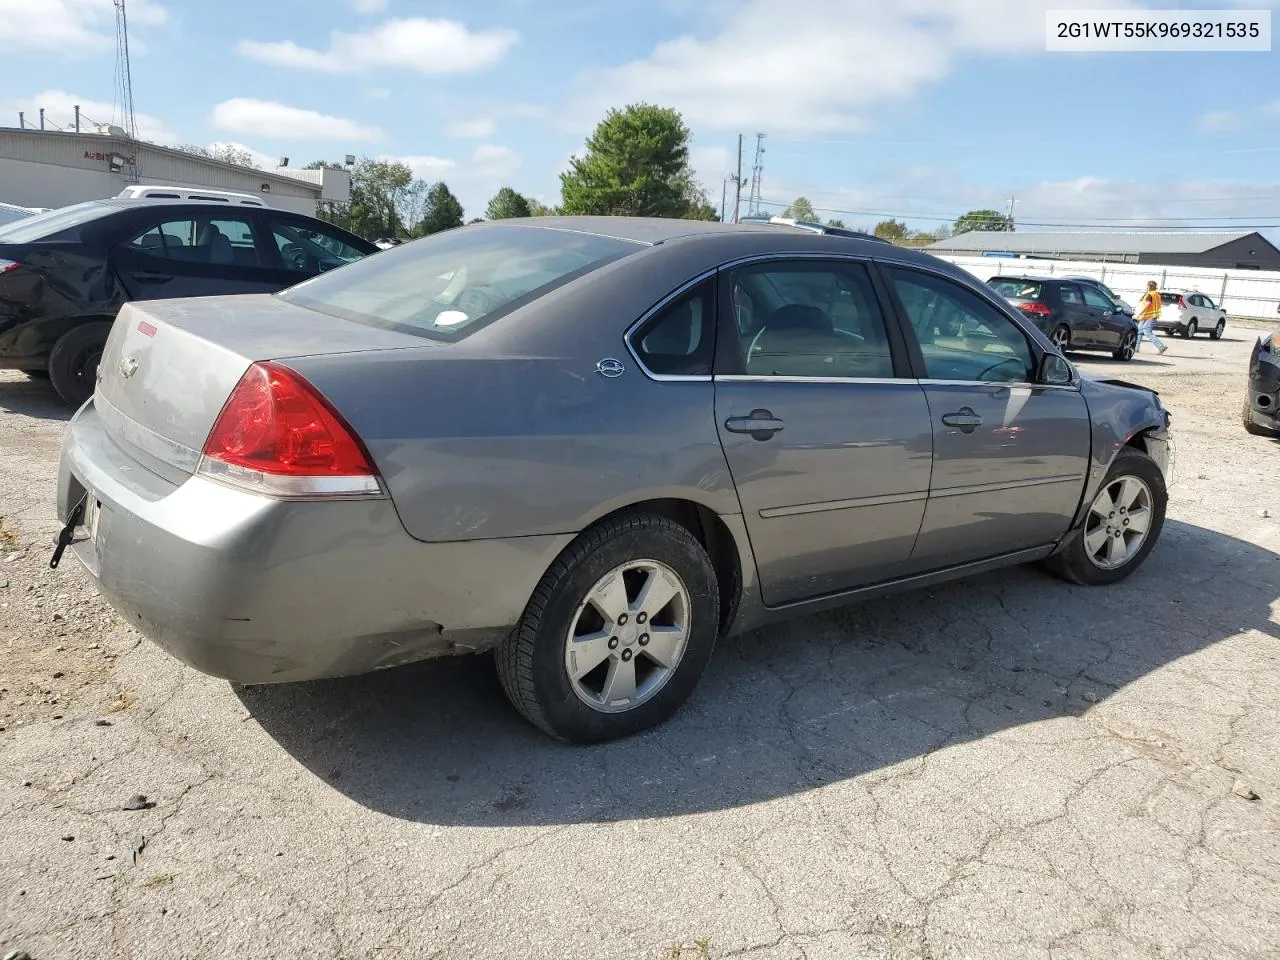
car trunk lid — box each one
[95,294,434,482]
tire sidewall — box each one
[527,522,720,742]
[49,321,112,407]
[1114,331,1136,361]
[1067,449,1167,584]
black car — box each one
[1243,332,1280,437]
[1062,275,1134,316]
[987,275,1139,361]
[0,199,376,405]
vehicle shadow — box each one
[238,519,1278,826]
[0,372,72,422]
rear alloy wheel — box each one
[1184,319,1198,338]
[48,321,112,407]
[1112,331,1137,361]
[1211,319,1226,341]
[496,512,720,743]
[1051,325,1071,350]
[1044,447,1167,585]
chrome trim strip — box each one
[716,375,911,385]
[95,391,201,473]
[928,474,1084,500]
[623,268,718,383]
[918,379,1081,392]
[760,489,928,519]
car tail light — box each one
[198,361,382,498]
[1177,296,1186,308]
[0,259,20,275]
[1017,301,1052,316]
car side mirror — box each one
[1039,352,1074,386]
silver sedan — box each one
[54,217,1174,742]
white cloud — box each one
[446,117,497,139]
[5,89,179,143]
[384,144,522,218]
[1197,99,1280,133]
[236,18,517,75]
[211,98,383,141]
[0,0,166,52]
[349,0,386,12]
[572,0,1139,135]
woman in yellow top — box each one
[1134,281,1168,355]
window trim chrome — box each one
[623,268,718,382]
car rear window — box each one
[279,224,643,341]
[987,279,1043,300]
[1160,293,1182,304]
[0,201,118,243]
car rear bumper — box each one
[57,401,574,684]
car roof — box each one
[507,215,812,245]
[989,274,1057,282]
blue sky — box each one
[2,0,1279,239]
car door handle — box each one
[131,271,173,284]
[941,409,983,432]
[725,410,785,440]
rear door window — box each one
[124,216,265,267]
[630,280,715,377]
[1059,283,1084,306]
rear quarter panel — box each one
[288,350,737,542]
[0,243,124,362]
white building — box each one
[0,127,351,217]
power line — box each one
[753,198,1280,230]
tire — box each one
[1112,331,1137,362]
[496,512,721,743]
[48,322,112,407]
[1044,447,1167,586]
[1184,319,1198,338]
[1051,325,1071,351]
[1211,319,1225,341]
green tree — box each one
[485,186,533,220]
[873,219,910,242]
[527,199,559,217]
[826,218,846,228]
[559,103,710,219]
[416,181,465,235]
[783,196,817,221]
[953,209,1014,234]
[177,143,259,168]
[306,158,421,240]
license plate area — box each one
[82,494,100,543]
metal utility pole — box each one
[733,134,743,223]
[748,133,766,217]
[1006,196,1016,229]
[113,0,138,139]
[720,177,728,223]
[18,111,24,129]
[39,108,45,130]
[74,105,81,133]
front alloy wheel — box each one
[1082,476,1153,570]
[1043,447,1167,586]
[1051,325,1071,350]
[1113,331,1137,361]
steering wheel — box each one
[281,243,309,271]
[976,356,1027,382]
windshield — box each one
[987,278,1043,300]
[0,201,116,243]
[280,224,643,340]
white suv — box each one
[1154,289,1227,340]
